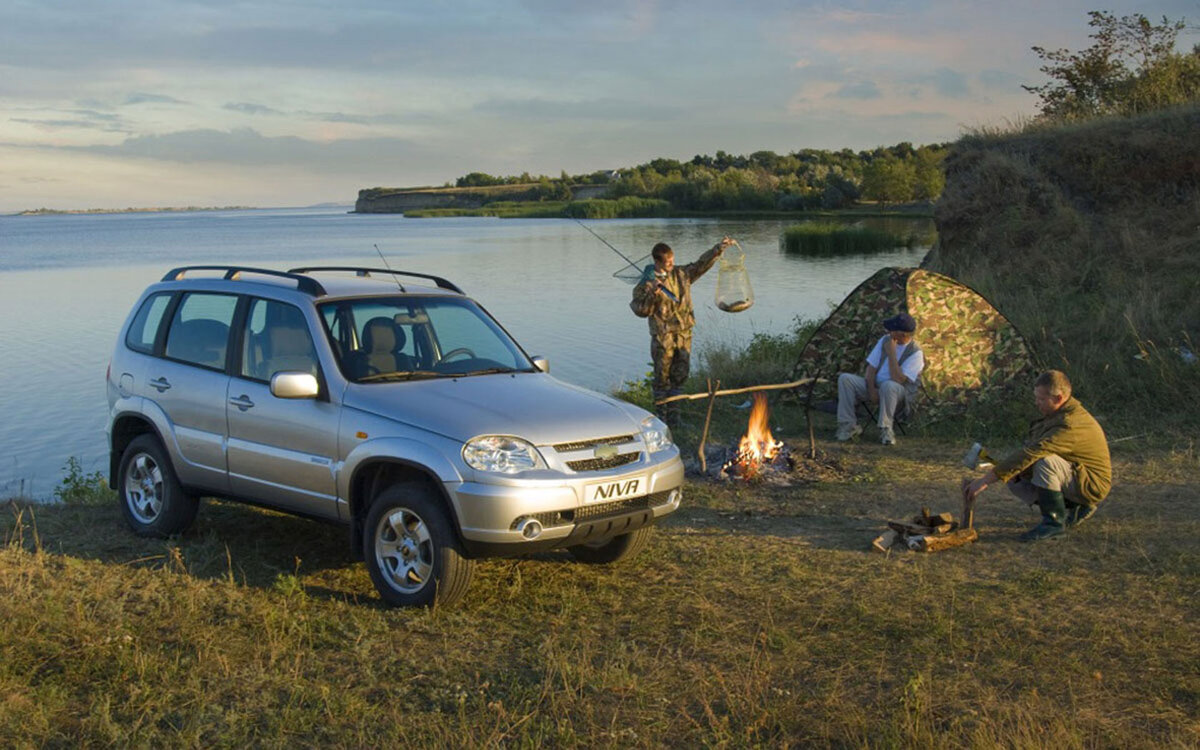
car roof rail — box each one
[161,266,327,296]
[288,266,465,295]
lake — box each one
[0,207,932,497]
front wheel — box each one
[117,434,199,538]
[363,482,474,608]
[567,525,654,564]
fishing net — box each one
[715,241,754,313]
[613,256,654,285]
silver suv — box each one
[106,266,684,607]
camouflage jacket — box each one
[993,397,1112,504]
[630,245,722,337]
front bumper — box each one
[449,451,685,557]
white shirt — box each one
[865,335,924,386]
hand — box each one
[963,477,989,503]
[882,337,896,357]
[715,236,734,254]
[866,385,879,404]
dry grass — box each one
[3,437,1197,748]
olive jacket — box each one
[993,397,1112,504]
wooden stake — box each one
[697,379,719,475]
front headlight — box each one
[640,415,674,453]
[462,435,545,474]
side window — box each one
[427,304,517,364]
[125,293,171,354]
[240,299,318,381]
[164,293,238,370]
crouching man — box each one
[963,370,1111,542]
[835,312,924,445]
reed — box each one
[780,223,915,255]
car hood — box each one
[342,372,648,445]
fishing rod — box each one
[571,217,678,300]
[571,217,642,274]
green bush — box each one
[54,457,114,506]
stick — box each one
[655,377,823,405]
[697,379,719,474]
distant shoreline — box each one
[14,205,256,217]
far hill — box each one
[925,104,1200,434]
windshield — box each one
[318,296,536,383]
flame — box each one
[735,392,781,466]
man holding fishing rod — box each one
[630,236,735,423]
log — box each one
[871,529,899,553]
[912,528,978,552]
[887,521,954,536]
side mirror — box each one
[270,371,320,399]
[531,356,549,373]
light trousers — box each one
[1006,454,1084,504]
[837,373,908,430]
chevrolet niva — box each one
[107,266,684,607]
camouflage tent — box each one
[791,267,1038,424]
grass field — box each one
[3,433,1196,747]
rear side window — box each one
[164,293,238,370]
[125,293,171,354]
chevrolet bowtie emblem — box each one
[594,445,619,459]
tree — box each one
[913,147,946,201]
[861,157,916,205]
[1025,11,1195,120]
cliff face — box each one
[925,104,1200,429]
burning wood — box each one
[722,393,789,479]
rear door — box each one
[225,297,340,520]
[150,292,238,493]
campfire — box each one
[722,393,790,479]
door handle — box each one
[229,394,255,411]
[149,377,171,392]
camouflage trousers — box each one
[650,331,692,410]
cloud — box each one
[70,127,422,171]
[9,109,126,132]
[224,102,285,116]
[829,81,882,100]
[924,68,969,99]
[124,92,185,105]
[473,97,681,121]
[979,68,1025,90]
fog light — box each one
[516,518,543,540]
[668,488,683,508]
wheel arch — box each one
[347,459,466,559]
[108,414,163,489]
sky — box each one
[2,0,1196,212]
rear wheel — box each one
[363,482,474,608]
[567,525,654,564]
[117,435,199,537]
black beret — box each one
[883,313,916,333]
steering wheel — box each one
[439,347,476,363]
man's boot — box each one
[1020,487,1067,542]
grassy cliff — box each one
[925,105,1200,435]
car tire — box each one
[363,482,474,608]
[567,525,654,564]
[117,434,199,538]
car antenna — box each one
[374,244,405,291]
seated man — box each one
[835,312,924,445]
[962,370,1112,542]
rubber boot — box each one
[1065,500,1097,528]
[1020,488,1067,542]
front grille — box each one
[508,490,675,531]
[574,495,651,521]
[566,453,640,472]
[553,434,636,453]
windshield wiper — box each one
[357,370,439,383]
[456,366,527,377]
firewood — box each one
[912,528,978,552]
[872,529,899,553]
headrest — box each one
[363,317,405,352]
